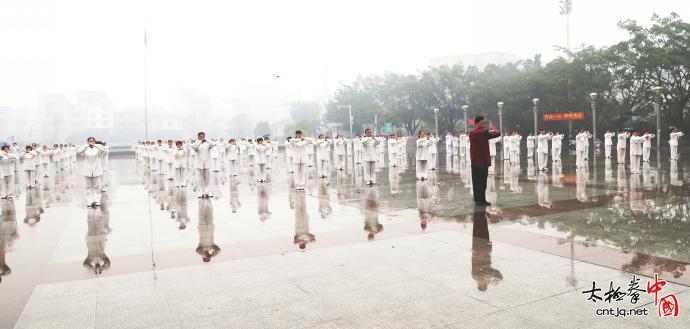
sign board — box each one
[543,112,585,121]
[384,122,392,133]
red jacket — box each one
[469,128,500,168]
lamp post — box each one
[497,101,504,136]
[433,108,439,136]
[532,98,539,136]
[589,92,598,157]
[338,105,353,137]
[653,86,663,163]
[462,105,469,132]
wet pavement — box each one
[1,147,689,328]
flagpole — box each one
[144,26,149,141]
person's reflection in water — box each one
[604,158,614,183]
[617,164,628,195]
[336,171,347,204]
[670,160,682,187]
[318,181,332,220]
[257,184,271,221]
[417,181,432,230]
[363,187,383,240]
[83,198,111,274]
[509,164,521,194]
[526,158,536,181]
[293,191,315,249]
[174,187,190,230]
[445,155,452,174]
[288,176,296,209]
[247,167,256,191]
[485,174,500,214]
[24,187,43,225]
[389,165,401,196]
[229,176,241,213]
[642,162,654,190]
[471,206,503,292]
[576,167,588,203]
[537,172,552,209]
[629,173,645,214]
[552,161,563,188]
[1,199,18,283]
[196,198,220,262]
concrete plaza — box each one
[1,147,689,328]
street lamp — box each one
[589,92,598,156]
[532,98,540,136]
[433,108,440,136]
[497,101,504,136]
[338,105,353,137]
[653,86,663,163]
[462,105,469,132]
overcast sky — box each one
[0,0,686,112]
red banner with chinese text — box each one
[543,112,585,121]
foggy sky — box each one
[0,0,686,119]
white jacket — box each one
[416,138,431,161]
[629,136,645,155]
[617,133,629,148]
[361,137,379,162]
[290,138,314,164]
[190,140,217,169]
[316,139,331,160]
[669,132,684,146]
[173,148,188,168]
[78,144,106,177]
[604,132,615,146]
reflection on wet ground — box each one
[1,147,689,328]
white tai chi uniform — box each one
[616,132,629,164]
[21,150,39,188]
[551,133,563,162]
[334,138,346,170]
[1,151,18,198]
[642,133,654,162]
[226,143,240,176]
[190,140,216,197]
[254,143,269,182]
[537,132,551,171]
[604,132,615,158]
[629,135,645,174]
[526,135,536,159]
[361,136,380,184]
[290,137,313,190]
[669,131,683,160]
[77,144,107,205]
[576,132,587,168]
[173,147,188,187]
[315,139,331,178]
[416,138,431,180]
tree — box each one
[254,121,271,137]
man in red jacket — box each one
[469,116,501,206]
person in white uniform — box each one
[642,131,655,162]
[616,130,630,164]
[445,132,454,157]
[669,128,684,160]
[21,146,39,189]
[0,146,18,199]
[628,131,645,175]
[429,133,439,170]
[334,135,347,170]
[526,133,536,159]
[315,134,331,179]
[576,130,587,168]
[226,139,240,177]
[254,137,269,183]
[77,137,107,207]
[361,129,380,185]
[172,141,188,187]
[190,132,217,198]
[388,134,400,168]
[536,130,551,171]
[416,131,431,180]
[551,132,563,162]
[284,137,294,173]
[290,130,314,190]
[604,130,615,158]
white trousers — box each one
[631,155,641,173]
[255,163,267,181]
[552,147,561,161]
[617,148,626,164]
[173,167,186,186]
[1,175,14,198]
[293,162,307,188]
[363,161,376,183]
[430,153,437,169]
[538,151,548,169]
[318,159,330,177]
[527,147,534,158]
[228,159,239,175]
[643,147,651,162]
[605,145,612,158]
[335,155,345,169]
[24,170,36,188]
[670,145,679,160]
[416,160,428,179]
[576,150,585,167]
[197,168,211,195]
[84,175,102,204]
